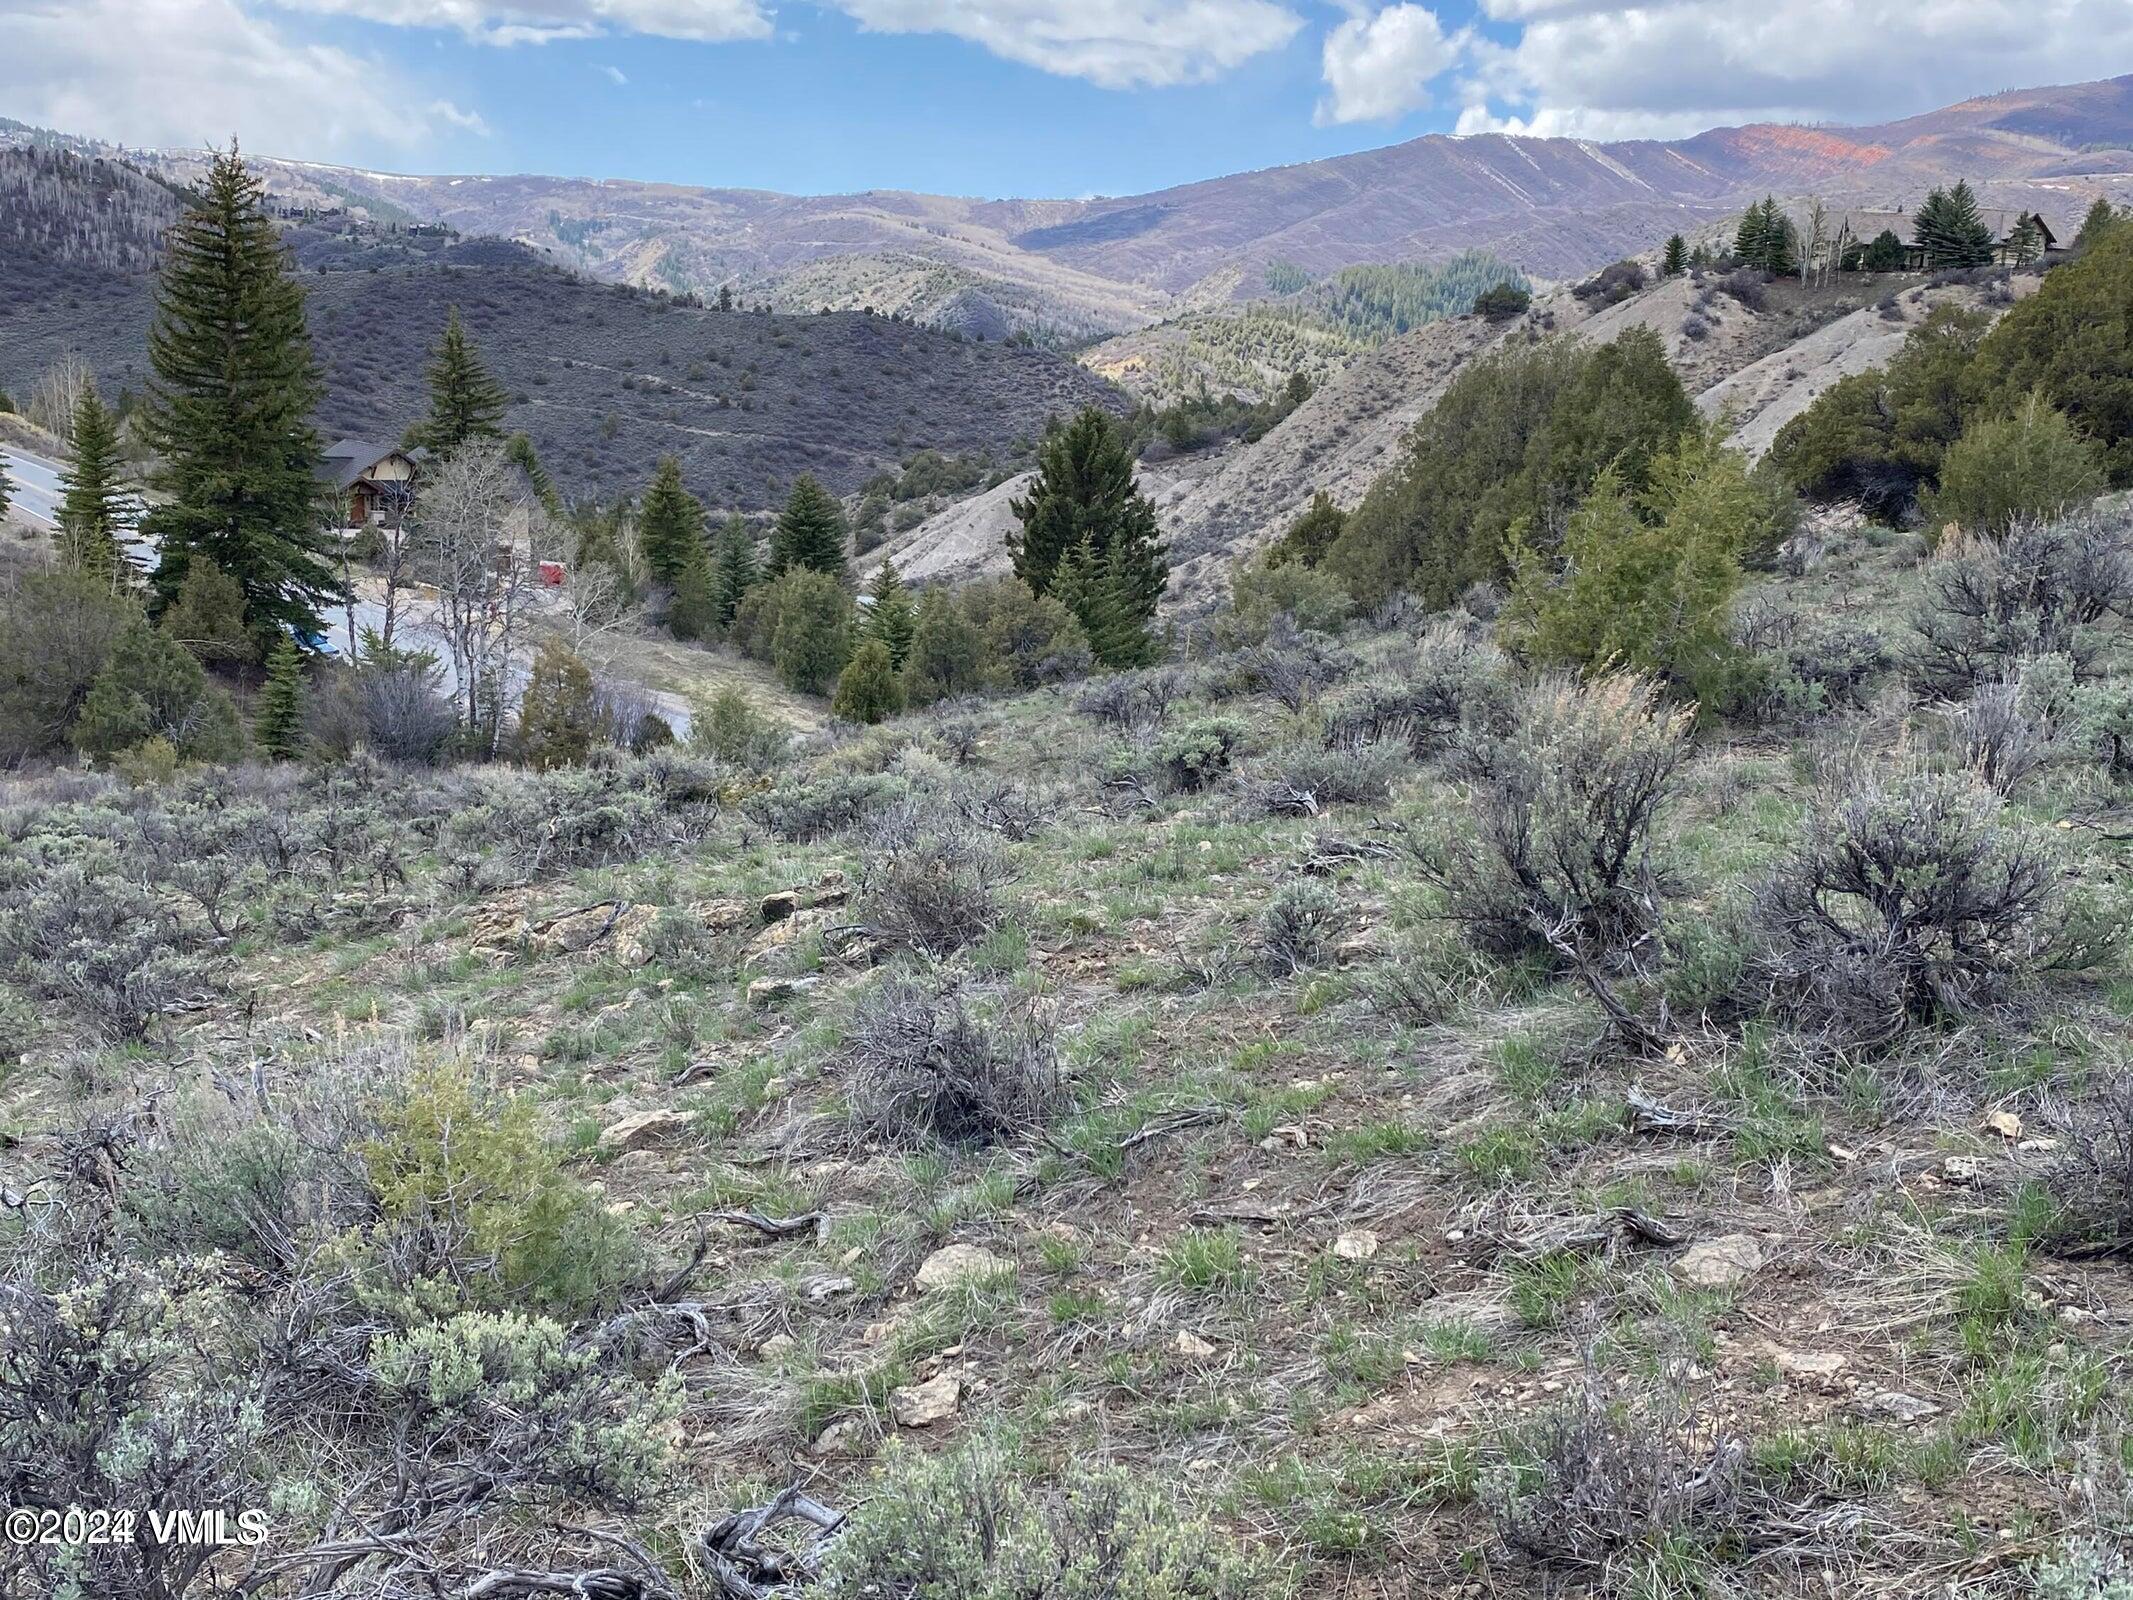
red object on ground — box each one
[538,560,566,587]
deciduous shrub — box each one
[1749,765,2065,1047]
[836,980,1062,1148]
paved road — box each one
[3,446,63,526]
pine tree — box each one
[709,513,759,629]
[637,455,706,586]
[58,389,133,589]
[1008,407,1167,627]
[517,637,598,769]
[2076,196,2123,251]
[1661,234,1688,277]
[668,531,717,641]
[865,559,916,668]
[1861,229,1908,272]
[768,475,849,579]
[142,144,335,638]
[506,432,562,517]
[404,305,510,460]
[2004,215,2044,267]
[254,635,309,759]
[1052,536,1157,669]
[831,638,904,725]
[1914,181,1994,268]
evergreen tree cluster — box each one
[1733,198,1799,275]
[1310,328,1697,608]
[1913,181,1995,269]
[1008,407,1168,667]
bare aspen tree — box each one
[27,352,96,442]
[411,439,537,756]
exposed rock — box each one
[747,974,820,1007]
[1333,1229,1380,1262]
[598,1108,693,1153]
[914,1242,1011,1293]
[890,1373,961,1427]
[1984,1109,2023,1140]
[810,1418,871,1458]
[1173,1329,1217,1359]
[745,907,838,966]
[1773,1348,1849,1388]
[1673,1233,1766,1289]
[757,1333,796,1359]
[1866,1390,1941,1423]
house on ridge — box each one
[320,438,420,531]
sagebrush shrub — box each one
[820,1440,1278,1600]
[1258,879,1343,975]
[856,809,1006,956]
[0,857,206,1039]
[1910,508,2133,695]
[1420,673,1689,968]
[1750,765,2065,1047]
[1320,620,1514,758]
[2041,1074,2133,1257]
[748,772,906,842]
[837,979,1062,1148]
[1251,741,1403,816]
[1493,1370,1743,1583]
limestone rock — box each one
[1173,1330,1217,1359]
[914,1242,1011,1293]
[1673,1233,1765,1289]
[598,1108,692,1153]
[890,1373,961,1427]
[1333,1229,1380,1261]
[747,974,820,1007]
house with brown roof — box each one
[320,438,419,530]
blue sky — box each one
[7,1,2133,198]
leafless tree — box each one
[410,441,539,757]
[26,352,95,442]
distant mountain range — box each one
[0,143,1123,510]
[85,73,2133,342]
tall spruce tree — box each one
[1661,235,1688,277]
[58,389,133,590]
[143,144,335,638]
[668,532,717,642]
[1914,182,1994,268]
[1052,536,1157,669]
[865,559,916,668]
[709,513,759,629]
[1861,229,1908,272]
[768,475,849,579]
[404,305,509,460]
[637,455,706,586]
[254,636,309,759]
[1007,407,1167,626]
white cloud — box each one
[0,0,486,156]
[828,0,1304,89]
[286,0,1300,85]
[273,0,773,46]
[1457,0,2133,140]
[597,60,629,80]
[1316,3,1463,124]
